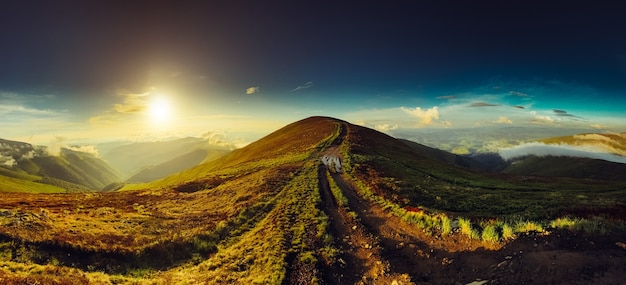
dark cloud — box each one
[436,95,457,100]
[553,109,584,119]
[513,105,525,109]
[469,102,499,107]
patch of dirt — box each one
[318,165,411,284]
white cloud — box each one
[0,104,60,116]
[498,142,626,164]
[65,145,100,157]
[400,106,440,125]
[530,111,554,123]
[373,123,398,133]
[291,81,313,92]
[494,116,513,124]
[1,156,16,167]
[246,86,259,95]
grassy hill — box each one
[0,117,624,284]
[502,155,626,181]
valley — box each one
[0,117,625,284]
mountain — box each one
[399,138,489,170]
[125,148,229,183]
[1,117,624,284]
[501,155,626,181]
[493,132,626,181]
[100,137,232,179]
[0,138,122,192]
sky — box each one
[1,0,625,149]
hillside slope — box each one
[502,155,626,181]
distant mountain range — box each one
[2,121,625,194]
[0,138,122,192]
[99,137,232,181]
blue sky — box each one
[0,1,625,147]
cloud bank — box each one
[499,142,626,164]
[400,106,440,125]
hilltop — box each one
[0,116,624,284]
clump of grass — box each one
[481,224,499,243]
[458,218,479,240]
[515,221,544,233]
[550,217,579,229]
[501,223,515,240]
[440,215,452,236]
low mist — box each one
[499,142,626,164]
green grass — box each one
[326,171,348,207]
[0,176,65,193]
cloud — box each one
[436,95,457,100]
[552,109,583,119]
[498,142,626,164]
[400,106,440,125]
[113,90,150,114]
[0,104,60,117]
[590,123,607,129]
[494,116,513,124]
[291,81,313,92]
[469,102,500,107]
[513,105,525,109]
[64,145,100,157]
[246,86,259,95]
[373,123,398,133]
[89,89,157,125]
[530,111,554,123]
[508,91,529,97]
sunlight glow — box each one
[148,96,172,123]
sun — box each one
[148,96,172,123]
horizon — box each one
[1,1,625,149]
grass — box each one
[0,175,65,193]
[326,171,348,207]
